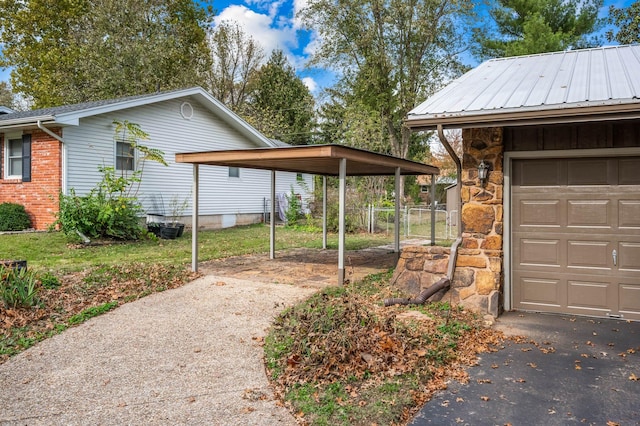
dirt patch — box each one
[199,247,400,288]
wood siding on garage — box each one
[512,157,640,320]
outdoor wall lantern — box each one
[478,160,490,186]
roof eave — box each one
[0,116,56,131]
[406,102,640,131]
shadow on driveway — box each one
[410,312,640,426]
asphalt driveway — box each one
[410,312,640,426]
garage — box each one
[405,44,640,320]
[511,156,640,320]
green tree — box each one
[246,50,315,145]
[606,1,640,44]
[0,82,16,109]
[473,0,603,60]
[208,20,265,113]
[0,0,213,108]
[299,0,472,200]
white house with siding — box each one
[0,87,312,230]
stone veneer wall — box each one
[457,127,504,315]
[392,127,504,317]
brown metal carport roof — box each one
[175,144,439,176]
[176,144,440,284]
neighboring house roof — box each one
[0,106,14,114]
[0,87,276,147]
[417,175,456,186]
[406,45,640,130]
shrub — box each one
[0,202,31,231]
[285,187,303,226]
[56,176,145,240]
[54,120,166,241]
[0,266,39,308]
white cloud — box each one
[212,2,332,91]
[213,5,298,60]
[292,0,309,29]
[302,76,317,93]
[245,0,286,19]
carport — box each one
[176,144,439,284]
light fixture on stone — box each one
[478,160,490,186]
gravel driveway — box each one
[0,275,317,425]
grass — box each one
[0,224,397,272]
[264,271,504,425]
[0,224,407,364]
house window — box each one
[7,138,23,177]
[229,167,239,178]
[116,140,135,171]
[420,185,429,193]
[296,173,303,181]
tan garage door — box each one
[512,157,640,321]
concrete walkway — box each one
[0,276,316,425]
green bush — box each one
[0,266,39,308]
[0,202,31,231]
[55,167,145,240]
[285,187,303,226]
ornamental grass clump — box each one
[0,265,39,308]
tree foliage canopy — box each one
[0,82,16,110]
[245,50,315,145]
[207,20,265,113]
[472,0,603,60]
[606,1,640,44]
[300,0,472,157]
[0,0,213,108]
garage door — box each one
[512,157,640,321]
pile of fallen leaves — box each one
[1,262,199,363]
[264,274,505,425]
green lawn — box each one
[0,224,397,272]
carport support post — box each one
[192,164,199,272]
[431,174,436,246]
[322,175,327,250]
[338,158,346,285]
[270,170,276,259]
[394,167,400,254]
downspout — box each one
[37,121,82,239]
[437,124,463,282]
[383,125,464,307]
[36,120,66,194]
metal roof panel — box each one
[407,45,640,129]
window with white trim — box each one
[7,138,22,177]
[228,167,239,178]
[116,140,135,171]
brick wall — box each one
[0,130,63,230]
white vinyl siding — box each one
[62,96,313,217]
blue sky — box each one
[0,0,634,96]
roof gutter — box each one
[407,102,640,131]
[437,124,462,281]
[0,115,55,130]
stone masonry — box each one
[393,127,504,317]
